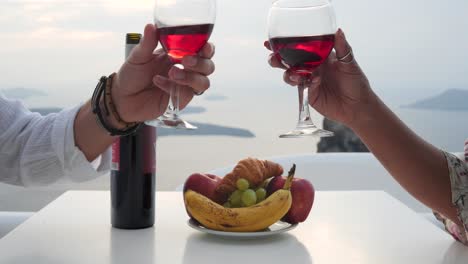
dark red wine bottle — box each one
[111,33,156,229]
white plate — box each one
[187,219,298,238]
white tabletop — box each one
[0,191,466,264]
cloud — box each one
[32,27,113,41]
[0,26,115,50]
[10,0,154,12]
[216,36,259,48]
[36,15,55,23]
[0,0,147,50]
[2,0,152,29]
[101,0,153,11]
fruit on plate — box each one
[266,175,315,224]
[184,165,297,232]
[255,187,267,202]
[183,173,223,204]
[214,158,284,203]
[223,178,267,208]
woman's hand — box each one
[266,29,375,129]
[267,29,465,226]
[112,24,215,123]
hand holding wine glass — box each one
[266,29,376,130]
[268,0,337,138]
[145,0,217,129]
[112,24,215,123]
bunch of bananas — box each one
[183,165,296,232]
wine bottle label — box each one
[111,128,156,173]
[111,138,120,171]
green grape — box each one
[229,190,242,207]
[223,202,232,208]
[241,189,257,207]
[256,188,267,202]
[236,178,250,191]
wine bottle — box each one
[111,33,156,229]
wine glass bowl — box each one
[145,0,216,129]
[268,0,337,138]
[269,34,334,76]
[159,24,214,64]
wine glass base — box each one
[279,128,334,138]
[145,116,197,130]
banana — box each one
[184,165,296,232]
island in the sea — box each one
[30,108,62,115]
[157,122,254,138]
[404,88,468,111]
[27,106,254,138]
[203,94,228,101]
[1,87,47,99]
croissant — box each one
[214,158,284,203]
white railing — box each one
[4,152,462,238]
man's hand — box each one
[112,24,215,123]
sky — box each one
[1,0,468,193]
[0,0,467,108]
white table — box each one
[0,191,466,263]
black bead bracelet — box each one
[91,75,141,136]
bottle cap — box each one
[126,33,142,44]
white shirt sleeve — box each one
[0,94,110,186]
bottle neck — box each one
[125,43,139,59]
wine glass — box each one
[145,0,217,130]
[268,0,337,138]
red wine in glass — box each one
[270,34,334,75]
[159,23,214,63]
[146,0,216,130]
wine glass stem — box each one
[168,85,180,118]
[297,78,316,129]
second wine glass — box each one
[268,0,337,138]
[145,0,216,130]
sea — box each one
[0,0,467,211]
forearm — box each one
[350,96,460,224]
[73,100,117,162]
[0,94,111,186]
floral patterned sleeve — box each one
[433,151,468,245]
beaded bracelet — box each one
[91,75,141,136]
[105,73,139,129]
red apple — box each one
[183,173,223,218]
[183,173,222,202]
[266,176,315,224]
